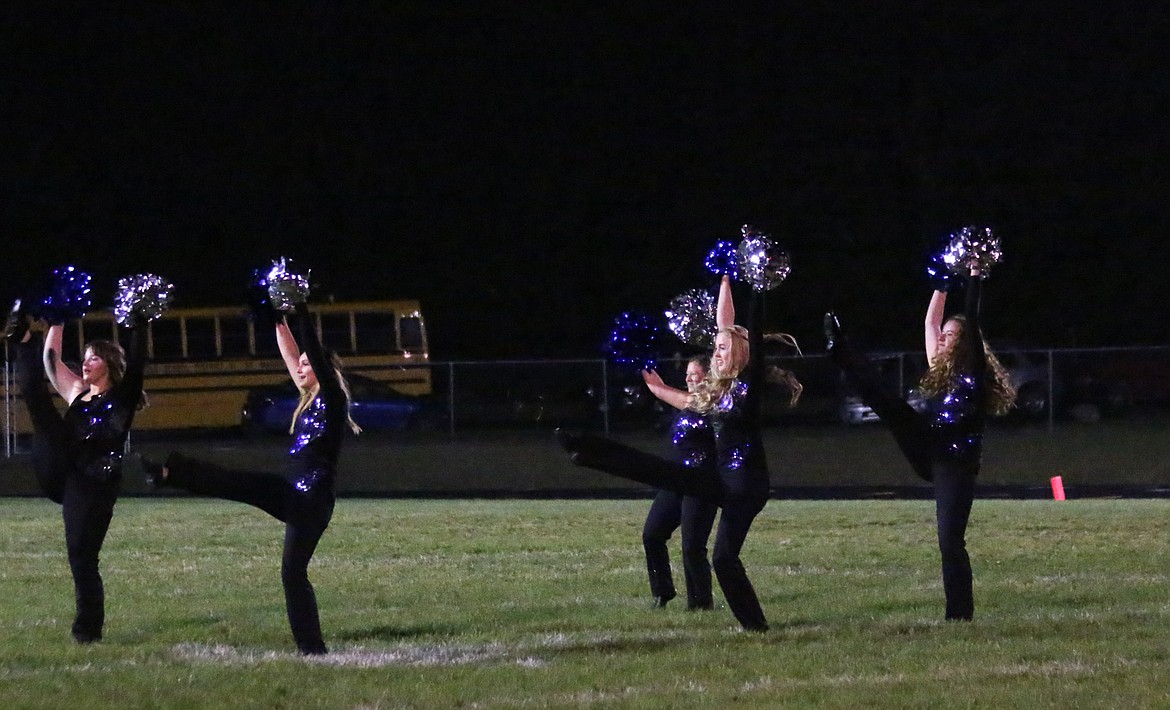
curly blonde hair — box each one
[919,315,1016,416]
[690,325,749,414]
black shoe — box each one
[687,601,714,611]
[2,299,30,342]
[72,630,101,644]
[823,311,842,351]
[554,428,579,453]
[131,452,167,489]
[652,592,676,608]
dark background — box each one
[3,3,1167,358]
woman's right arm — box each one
[43,323,83,400]
[642,370,692,410]
[924,290,947,364]
[715,275,734,329]
[274,315,302,383]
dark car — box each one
[241,373,440,434]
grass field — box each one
[0,497,1167,708]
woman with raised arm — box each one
[640,355,719,610]
[4,287,148,645]
[560,275,775,631]
[142,299,359,655]
[824,258,1015,620]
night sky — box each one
[4,3,1168,357]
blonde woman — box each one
[825,263,1015,620]
[143,303,359,654]
[560,275,776,631]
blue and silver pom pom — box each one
[605,311,661,371]
[736,224,791,292]
[262,257,311,312]
[939,226,1002,278]
[36,266,92,324]
[114,274,174,325]
[666,288,716,347]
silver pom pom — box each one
[665,288,716,347]
[941,226,1002,278]
[265,257,311,312]
[736,224,791,292]
[114,274,174,325]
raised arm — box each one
[641,370,692,411]
[43,323,84,401]
[924,290,947,364]
[292,303,344,401]
[965,268,986,375]
[715,275,735,329]
[117,319,149,401]
[275,315,303,383]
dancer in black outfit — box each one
[143,302,358,654]
[4,300,147,644]
[824,262,1015,620]
[641,355,719,610]
[560,275,774,631]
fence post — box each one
[1047,349,1055,433]
[447,362,456,437]
[3,352,10,458]
[601,359,610,435]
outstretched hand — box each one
[641,369,665,389]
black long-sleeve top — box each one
[708,290,770,499]
[670,408,715,472]
[928,274,988,466]
[286,306,348,493]
[63,325,147,482]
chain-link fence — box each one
[5,345,1170,455]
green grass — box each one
[1,498,1167,708]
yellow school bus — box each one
[4,300,429,431]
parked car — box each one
[240,373,441,434]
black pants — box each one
[642,489,718,609]
[62,474,119,642]
[164,452,335,654]
[18,339,119,641]
[567,434,770,630]
[830,337,978,619]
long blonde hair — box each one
[289,350,362,435]
[690,325,749,414]
[919,315,1016,416]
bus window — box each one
[185,318,218,359]
[151,319,183,361]
[354,312,396,353]
[220,316,252,358]
[320,313,354,354]
[400,316,424,351]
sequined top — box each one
[62,328,147,483]
[926,275,987,467]
[285,309,347,495]
[707,291,770,499]
[671,409,714,471]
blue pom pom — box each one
[705,241,740,280]
[35,266,92,324]
[604,311,661,371]
[925,251,957,292]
